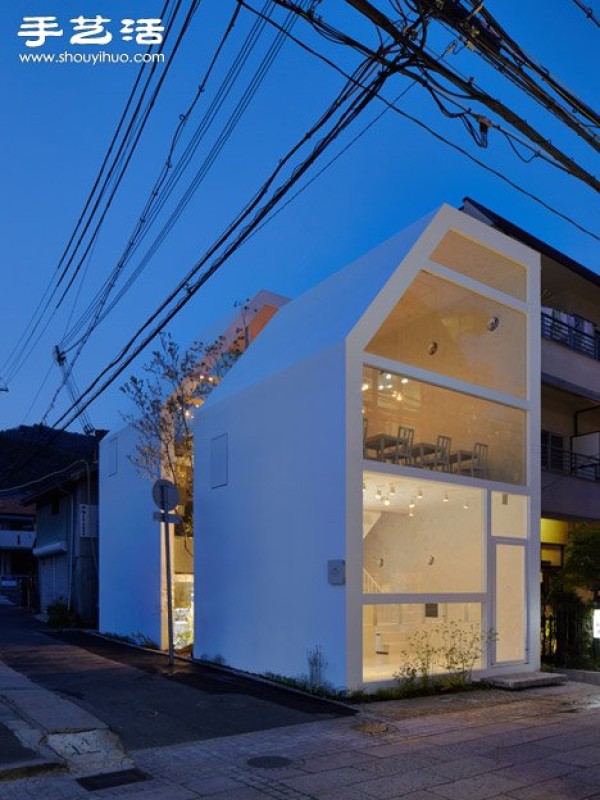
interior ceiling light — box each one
[375,486,383,500]
[443,492,450,503]
[389,484,396,496]
[383,496,391,507]
[401,377,409,385]
[408,510,415,518]
[384,372,392,380]
[408,499,415,509]
[463,500,470,510]
[362,381,369,392]
[417,488,423,500]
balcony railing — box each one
[541,311,600,361]
[541,445,600,482]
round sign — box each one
[152,479,180,511]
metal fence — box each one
[541,312,600,361]
[541,446,600,482]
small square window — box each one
[425,603,439,619]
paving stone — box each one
[509,775,600,800]
[429,755,501,780]
[356,767,449,798]
[425,771,523,800]
[356,753,441,776]
[553,746,600,766]
[485,742,560,764]
[299,749,378,772]
[280,766,370,794]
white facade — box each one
[98,291,288,649]
[194,205,541,690]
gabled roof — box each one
[462,197,600,287]
[199,210,438,407]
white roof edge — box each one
[197,207,444,410]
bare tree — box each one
[120,328,244,537]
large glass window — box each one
[495,544,526,662]
[363,476,483,594]
[363,366,526,485]
[363,602,483,682]
[429,230,527,301]
[366,271,526,397]
[492,492,527,538]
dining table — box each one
[364,433,398,461]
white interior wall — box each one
[99,425,166,648]
[194,342,349,688]
[363,497,483,594]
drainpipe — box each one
[67,493,74,612]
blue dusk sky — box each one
[1,0,598,433]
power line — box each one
[242,0,600,243]
[569,0,600,28]
[335,0,600,191]
[48,51,399,431]
[0,1,196,388]
[0,0,175,386]
[44,3,302,422]
[60,1,288,355]
[417,0,600,140]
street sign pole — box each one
[161,484,175,667]
[152,479,181,668]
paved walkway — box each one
[2,600,600,798]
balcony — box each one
[541,445,600,482]
[541,311,600,361]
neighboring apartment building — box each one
[25,438,103,625]
[0,425,103,620]
[193,204,541,689]
[0,496,35,604]
[463,199,600,596]
[99,291,288,649]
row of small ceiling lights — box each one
[363,482,469,513]
[362,371,409,402]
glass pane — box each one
[173,574,194,650]
[430,230,527,300]
[363,366,526,485]
[363,475,483,593]
[495,545,525,662]
[366,271,526,398]
[491,493,527,538]
[363,602,483,682]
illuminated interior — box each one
[362,365,526,485]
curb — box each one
[0,757,65,781]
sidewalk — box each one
[2,597,600,799]
[2,679,600,799]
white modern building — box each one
[193,204,541,690]
[99,291,288,649]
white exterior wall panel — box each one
[99,425,165,648]
[194,342,349,687]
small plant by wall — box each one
[395,622,497,693]
[307,644,328,690]
[46,600,82,629]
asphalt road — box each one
[0,604,352,751]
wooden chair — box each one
[387,426,414,465]
[422,435,452,471]
[471,442,489,479]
